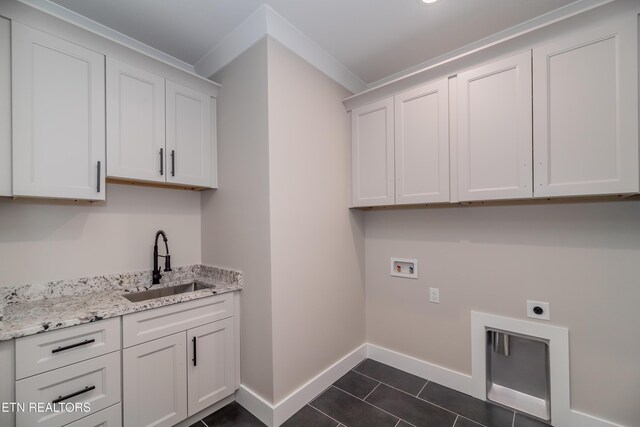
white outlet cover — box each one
[527,300,550,320]
[429,288,440,304]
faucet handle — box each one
[152,269,162,284]
[164,255,172,272]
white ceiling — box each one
[49,0,576,85]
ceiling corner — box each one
[17,0,196,73]
[193,4,269,79]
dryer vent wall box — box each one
[390,258,418,279]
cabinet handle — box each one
[192,336,197,367]
[171,150,175,177]
[52,385,95,404]
[96,161,101,193]
[51,339,95,354]
[159,148,164,175]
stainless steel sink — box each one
[122,282,213,303]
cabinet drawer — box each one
[16,318,121,379]
[65,403,122,427]
[16,351,121,427]
[122,294,233,347]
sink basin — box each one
[122,282,213,303]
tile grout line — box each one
[362,382,381,400]
[416,380,429,397]
[200,420,208,427]
[306,403,344,427]
[394,420,401,427]
[350,370,491,426]
[512,411,516,427]
[453,415,459,427]
[458,415,490,427]
[329,385,416,427]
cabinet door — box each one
[533,16,638,197]
[0,17,10,197]
[106,58,165,183]
[457,52,532,201]
[12,22,105,200]
[187,318,236,416]
[166,80,213,187]
[123,333,187,427]
[394,79,449,204]
[351,97,394,207]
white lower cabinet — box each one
[64,404,122,427]
[9,295,239,427]
[15,352,121,427]
[123,294,239,426]
[187,318,236,417]
[123,333,187,427]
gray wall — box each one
[266,38,366,402]
[201,37,366,405]
[364,200,640,426]
[202,39,275,402]
[0,183,202,286]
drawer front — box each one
[16,318,121,379]
[65,403,122,427]
[122,294,233,347]
[16,352,121,427]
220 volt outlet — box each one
[527,300,550,320]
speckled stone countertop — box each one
[0,265,242,341]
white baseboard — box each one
[236,343,367,427]
[570,410,624,427]
[366,343,473,395]
[366,343,622,427]
[235,342,622,427]
[272,343,367,426]
[236,384,275,426]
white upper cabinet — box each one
[394,79,449,204]
[456,52,533,202]
[533,15,638,197]
[166,80,214,188]
[107,59,166,183]
[351,97,394,207]
[11,22,105,200]
[0,17,10,197]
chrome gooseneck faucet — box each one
[152,230,172,284]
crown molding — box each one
[360,0,615,91]
[263,6,365,94]
[193,6,268,80]
[194,5,366,94]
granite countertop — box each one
[0,265,242,341]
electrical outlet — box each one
[527,300,550,320]
[429,288,440,304]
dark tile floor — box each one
[193,359,550,427]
